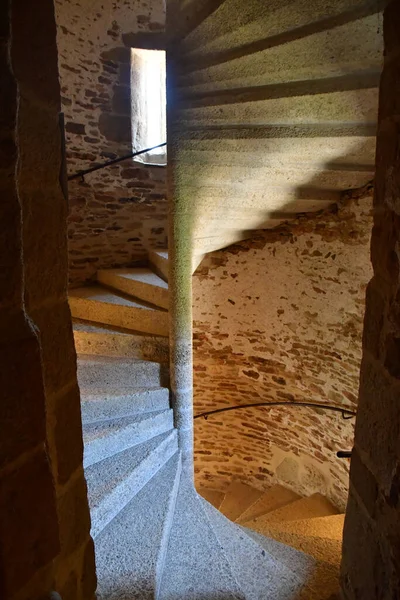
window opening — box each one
[131,48,167,166]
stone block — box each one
[0,450,59,598]
[361,277,386,360]
[17,99,63,188]
[0,325,47,470]
[341,490,382,600]
[29,300,77,396]
[11,0,60,108]
[349,448,378,519]
[57,474,91,558]
[54,384,84,485]
[355,353,400,494]
[383,1,400,59]
[80,538,97,600]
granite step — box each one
[94,452,182,600]
[86,430,178,538]
[80,387,170,424]
[203,498,312,600]
[73,319,169,363]
[245,528,339,599]
[238,485,301,524]
[197,486,225,509]
[69,285,168,337]
[97,267,169,310]
[82,409,174,468]
[77,355,169,392]
[247,493,339,525]
[219,480,264,521]
[148,249,169,282]
[159,478,245,599]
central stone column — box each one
[167,47,194,479]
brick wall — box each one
[341,2,400,597]
[193,191,372,510]
[0,1,95,599]
[55,0,167,286]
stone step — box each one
[80,387,170,424]
[69,285,168,337]
[218,480,264,521]
[257,524,343,568]
[250,493,340,524]
[97,267,169,310]
[202,498,314,600]
[245,528,339,599]
[82,409,174,468]
[86,430,178,538]
[94,452,181,600]
[73,319,169,363]
[197,486,225,509]
[264,514,345,542]
[148,248,169,282]
[148,248,206,279]
[159,478,245,599]
[238,485,301,523]
[77,355,169,391]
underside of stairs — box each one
[169,0,383,257]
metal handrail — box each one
[68,141,167,182]
[194,401,356,420]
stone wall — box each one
[193,191,373,510]
[55,0,167,287]
[341,2,400,597]
[0,2,95,599]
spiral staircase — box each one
[71,252,344,599]
[70,0,384,597]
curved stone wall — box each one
[193,192,372,510]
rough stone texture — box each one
[0,2,95,599]
[192,194,373,510]
[55,0,168,286]
[341,2,400,598]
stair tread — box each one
[245,528,340,599]
[98,267,168,290]
[73,318,167,338]
[244,528,317,585]
[77,354,168,392]
[264,514,345,541]
[238,485,301,523]
[198,486,225,509]
[86,431,178,538]
[219,480,264,521]
[82,410,172,442]
[159,478,245,599]
[247,493,339,525]
[94,452,181,599]
[260,528,342,568]
[83,409,174,468]
[202,498,313,599]
[70,285,164,311]
[81,387,170,423]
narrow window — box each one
[131,48,166,166]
